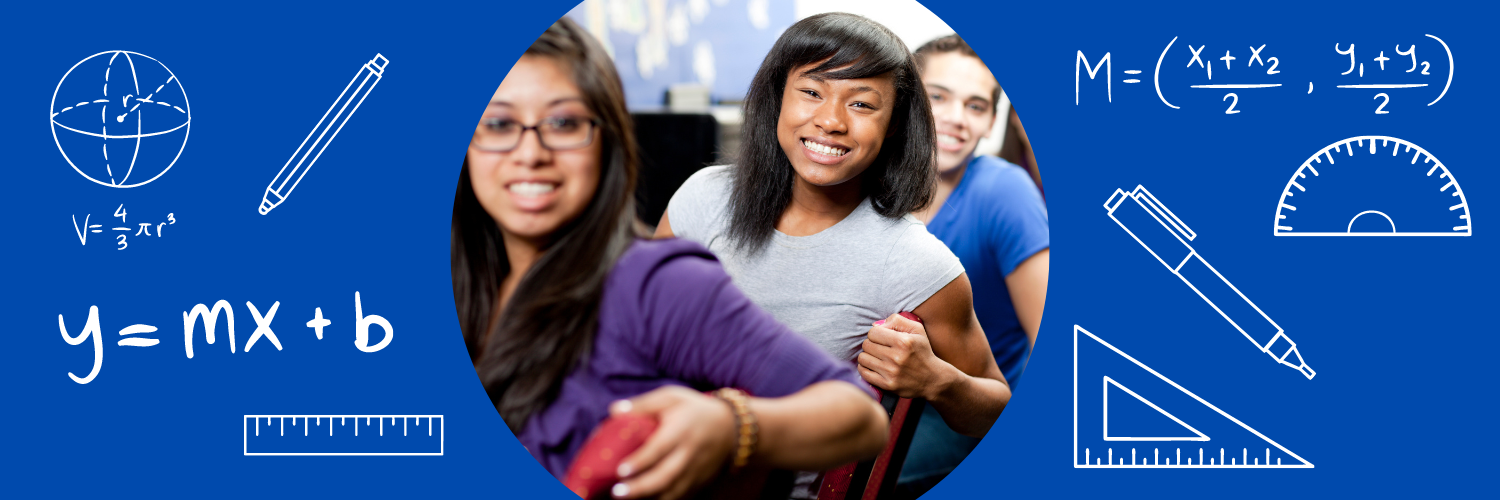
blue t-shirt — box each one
[926,155,1049,387]
[897,155,1049,489]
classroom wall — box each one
[566,0,957,106]
[565,0,1011,156]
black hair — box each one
[451,17,638,435]
[729,12,936,252]
[913,34,1001,114]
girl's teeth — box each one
[938,135,960,145]
[804,140,846,156]
[510,182,556,196]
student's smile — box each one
[467,55,602,245]
[921,51,999,173]
[776,62,896,187]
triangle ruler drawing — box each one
[1074,325,1312,468]
[1103,377,1208,441]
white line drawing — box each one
[1103,377,1208,442]
[259,54,389,215]
[50,51,190,188]
[1074,325,1312,468]
[354,291,394,353]
[1335,84,1427,89]
[1075,51,1110,104]
[1154,36,1179,109]
[245,301,284,352]
[72,214,103,245]
[117,324,159,347]
[1190,84,1281,88]
[1346,210,1393,232]
[1273,136,1470,236]
[58,306,103,384]
[243,415,443,456]
[1331,37,1451,110]
[1426,34,1453,106]
[1081,36,1451,112]
[1105,185,1316,379]
[306,307,331,339]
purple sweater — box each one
[517,238,870,478]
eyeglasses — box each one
[473,116,600,152]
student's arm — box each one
[1005,248,1049,349]
[857,273,1010,438]
[610,381,887,500]
[656,164,720,240]
[654,211,674,239]
[612,246,887,500]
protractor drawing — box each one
[1273,136,1469,236]
[1074,325,1311,468]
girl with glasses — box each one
[452,18,888,500]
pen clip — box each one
[1131,185,1196,241]
[1103,188,1129,212]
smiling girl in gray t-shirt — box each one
[667,165,962,362]
[656,15,1013,479]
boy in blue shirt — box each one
[899,34,1050,497]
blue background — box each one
[2,0,1492,497]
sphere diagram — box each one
[50,51,191,188]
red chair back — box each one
[817,392,924,500]
[818,311,927,500]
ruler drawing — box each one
[244,415,443,456]
[1074,326,1311,468]
[1103,376,1208,442]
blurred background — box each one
[562,0,1041,228]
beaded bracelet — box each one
[711,388,758,472]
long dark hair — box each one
[729,12,936,251]
[451,17,638,434]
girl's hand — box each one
[610,386,737,500]
[857,313,951,400]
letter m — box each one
[1076,51,1111,104]
[184,300,236,359]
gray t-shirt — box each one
[667,165,964,362]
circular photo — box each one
[452,2,1046,499]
